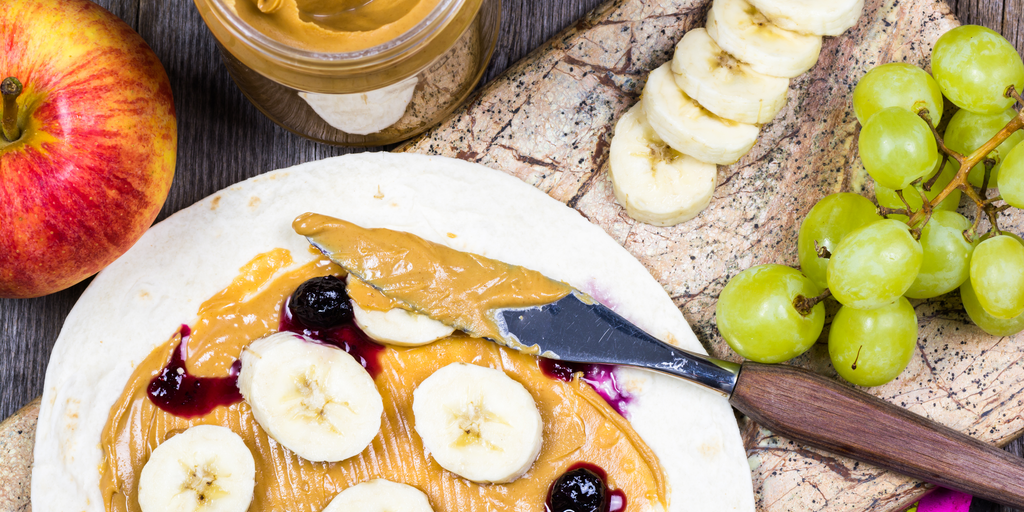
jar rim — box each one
[204,0,463,65]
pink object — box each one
[916,488,973,512]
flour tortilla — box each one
[32,153,754,512]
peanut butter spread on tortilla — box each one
[230,0,441,53]
[100,248,666,511]
[294,212,574,351]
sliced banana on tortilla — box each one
[412,363,543,484]
[671,28,789,124]
[238,331,383,462]
[746,0,864,36]
[352,302,457,346]
[348,277,455,346]
[322,479,434,512]
[642,63,759,165]
[608,104,718,226]
[705,0,822,78]
[137,425,255,512]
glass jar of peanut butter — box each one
[193,0,499,145]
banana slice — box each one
[137,425,256,512]
[706,0,822,78]
[608,104,718,226]
[746,0,864,36]
[348,277,455,346]
[352,302,456,346]
[238,331,383,462]
[323,479,434,512]
[671,28,789,124]
[412,363,543,484]
[642,63,759,165]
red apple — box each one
[0,0,176,298]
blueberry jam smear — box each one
[539,359,633,416]
[147,325,243,418]
[547,462,626,512]
[288,275,353,329]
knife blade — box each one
[496,291,741,396]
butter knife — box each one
[495,291,1024,508]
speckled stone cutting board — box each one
[5,1,1023,511]
[399,0,1023,509]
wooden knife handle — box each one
[729,362,1024,508]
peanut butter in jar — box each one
[193,0,500,145]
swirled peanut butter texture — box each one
[231,0,441,52]
[101,245,666,510]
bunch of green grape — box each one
[716,25,1024,388]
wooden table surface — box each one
[1,0,1022,510]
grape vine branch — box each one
[902,86,1024,240]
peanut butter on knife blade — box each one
[293,212,574,352]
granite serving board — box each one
[5,0,1024,511]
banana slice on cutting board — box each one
[746,0,864,36]
[412,363,544,484]
[137,425,256,512]
[348,277,455,346]
[238,331,383,462]
[642,63,759,165]
[322,479,434,512]
[608,104,718,226]
[671,28,789,124]
[705,0,822,78]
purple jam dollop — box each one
[147,325,243,418]
[546,462,627,512]
[280,296,385,378]
[540,359,633,416]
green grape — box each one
[932,25,1024,115]
[970,235,1024,319]
[827,219,923,309]
[853,63,945,125]
[999,140,1024,208]
[798,193,882,290]
[904,210,975,299]
[875,158,961,212]
[859,107,940,190]
[828,297,918,387]
[716,265,824,363]
[944,108,1024,187]
[961,279,1024,336]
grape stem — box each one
[877,206,909,218]
[1009,85,1024,108]
[922,153,948,192]
[814,240,832,259]
[909,106,1024,232]
[793,289,831,316]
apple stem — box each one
[2,77,23,142]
